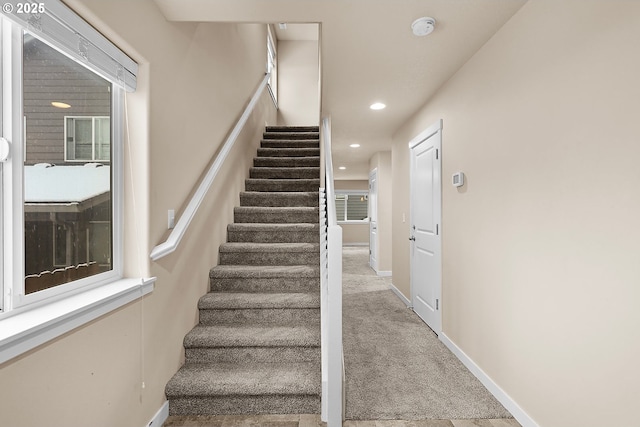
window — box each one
[267,24,278,105]
[1,1,137,311]
[335,191,369,223]
[22,36,115,296]
[0,0,155,367]
[65,117,111,162]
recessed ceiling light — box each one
[412,17,436,37]
[370,102,386,110]
[339,166,346,170]
[51,101,71,109]
[349,144,360,148]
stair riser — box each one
[257,148,320,157]
[250,168,320,179]
[245,180,319,192]
[240,193,319,207]
[185,347,321,364]
[263,132,319,140]
[219,252,319,266]
[254,157,319,168]
[168,395,320,416]
[260,140,319,149]
[234,211,319,224]
[209,277,320,293]
[228,230,319,243]
[199,308,320,326]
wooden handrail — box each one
[150,73,270,261]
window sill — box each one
[0,277,155,365]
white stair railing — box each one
[319,116,343,426]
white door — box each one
[369,169,378,270]
[409,120,442,334]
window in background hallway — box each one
[335,191,369,223]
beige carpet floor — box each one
[342,246,513,420]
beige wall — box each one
[277,40,320,126]
[0,1,276,426]
[341,225,369,246]
[392,1,640,426]
[369,152,392,272]
[334,180,368,191]
[334,180,369,245]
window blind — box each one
[334,193,368,222]
[335,195,346,222]
[3,0,137,92]
[346,196,368,221]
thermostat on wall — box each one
[452,172,465,187]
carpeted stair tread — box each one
[240,192,319,207]
[254,157,320,168]
[198,292,319,310]
[219,242,319,253]
[208,265,320,294]
[250,167,320,179]
[228,223,319,243]
[210,264,319,279]
[263,132,319,140]
[266,126,319,133]
[257,148,320,157]
[166,362,321,397]
[260,140,319,149]
[245,179,319,192]
[234,206,319,224]
[218,243,319,266]
[228,223,319,232]
[184,324,320,348]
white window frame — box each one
[64,116,111,162]
[267,24,278,107]
[7,31,123,310]
[0,3,153,366]
[335,190,369,224]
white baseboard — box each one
[389,282,411,307]
[146,401,169,427]
[376,270,392,277]
[439,333,539,427]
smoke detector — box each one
[411,17,436,36]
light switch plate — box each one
[168,209,175,229]
[452,172,465,187]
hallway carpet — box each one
[343,246,513,420]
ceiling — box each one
[153,0,527,180]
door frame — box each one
[408,119,443,334]
[368,168,378,271]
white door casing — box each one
[369,168,378,271]
[409,119,442,334]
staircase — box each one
[165,126,322,415]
